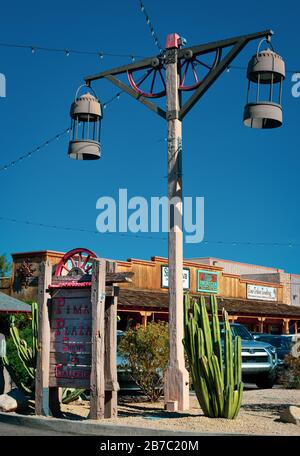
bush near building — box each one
[118,321,169,402]
[280,354,300,389]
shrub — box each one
[118,321,169,402]
[280,354,300,389]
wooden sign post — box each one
[35,255,129,419]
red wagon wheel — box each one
[127,58,166,98]
[179,49,221,91]
[55,247,97,277]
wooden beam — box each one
[164,47,189,412]
[50,271,133,285]
[35,260,52,416]
[104,261,119,418]
[90,258,106,420]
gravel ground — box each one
[60,386,300,436]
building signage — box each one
[161,266,190,290]
[49,290,92,388]
[247,284,277,301]
[197,270,218,293]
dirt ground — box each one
[59,386,300,436]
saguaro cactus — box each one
[183,294,243,419]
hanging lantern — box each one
[68,86,102,160]
[243,40,285,129]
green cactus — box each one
[4,301,84,404]
[183,294,243,419]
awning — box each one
[118,288,300,319]
[0,292,31,313]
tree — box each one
[0,254,11,277]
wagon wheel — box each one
[127,58,166,98]
[55,247,97,277]
[179,49,221,91]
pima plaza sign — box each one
[161,266,190,290]
[247,284,277,301]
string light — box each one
[138,1,164,54]
[0,214,299,251]
[0,39,298,73]
[0,41,145,60]
[0,89,124,173]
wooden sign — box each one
[35,255,132,420]
[49,288,92,388]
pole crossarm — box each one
[85,56,159,82]
[179,29,274,118]
[84,29,274,121]
[104,74,166,119]
[178,29,273,59]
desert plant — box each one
[62,388,86,404]
[4,301,84,403]
[280,354,300,389]
[183,294,243,419]
[3,302,38,394]
[118,321,169,402]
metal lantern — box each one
[68,87,102,160]
[243,41,285,129]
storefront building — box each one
[1,250,300,335]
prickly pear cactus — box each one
[183,294,243,419]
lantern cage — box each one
[68,85,102,160]
[243,39,285,129]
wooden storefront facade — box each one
[2,250,300,335]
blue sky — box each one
[0,0,299,273]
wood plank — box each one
[105,271,134,284]
[50,296,92,318]
[50,352,91,365]
[50,331,92,343]
[90,258,106,420]
[35,260,52,416]
[50,340,92,354]
[51,271,133,285]
[49,362,91,388]
[104,260,119,418]
[49,286,117,298]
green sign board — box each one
[197,270,218,293]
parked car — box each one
[220,323,278,388]
[252,333,293,367]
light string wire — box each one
[1,214,300,249]
[138,1,164,54]
[0,89,123,173]
[0,39,298,73]
[0,41,145,60]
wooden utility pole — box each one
[164,38,189,412]
[83,27,275,413]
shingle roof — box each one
[118,289,300,318]
[0,292,31,313]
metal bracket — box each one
[166,110,179,120]
[165,49,177,65]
